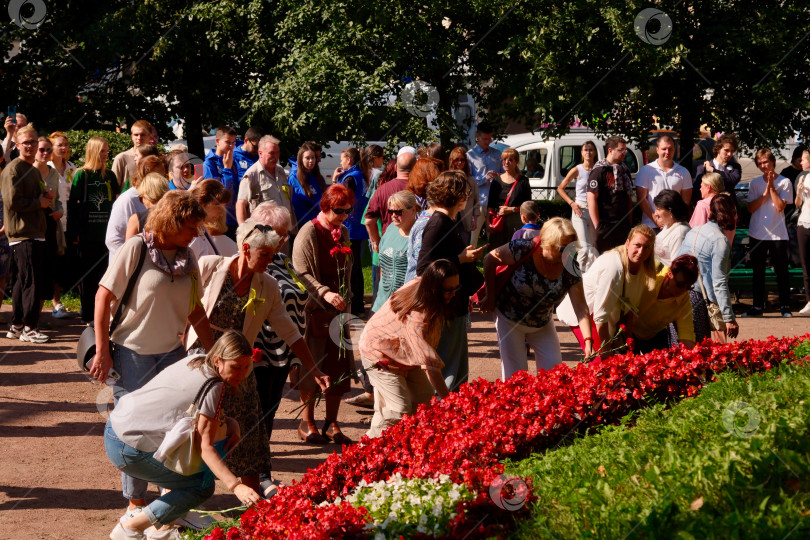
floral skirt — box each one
[222,370,272,477]
[689,289,711,344]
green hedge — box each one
[64,130,166,168]
[507,353,810,538]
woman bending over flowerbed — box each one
[359,259,457,437]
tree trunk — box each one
[436,78,453,150]
[182,96,204,160]
[677,94,698,173]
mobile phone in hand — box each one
[194,164,204,180]
[7,106,16,124]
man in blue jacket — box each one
[203,125,238,238]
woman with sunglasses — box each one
[481,217,593,380]
[33,137,64,319]
[360,259,457,437]
[448,147,480,246]
[372,190,419,313]
[487,148,532,249]
[292,183,357,444]
[185,215,329,495]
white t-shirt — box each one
[110,356,223,452]
[106,187,146,264]
[574,164,591,205]
[655,222,690,267]
[794,172,810,228]
[100,235,200,354]
[582,250,647,335]
[48,160,77,230]
[634,160,692,228]
[747,175,792,241]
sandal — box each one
[298,423,329,444]
[322,421,353,446]
[344,393,374,409]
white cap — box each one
[397,145,417,157]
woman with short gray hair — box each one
[185,214,329,496]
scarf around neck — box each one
[142,230,197,278]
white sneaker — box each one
[799,302,810,316]
[19,328,49,343]
[145,526,182,540]
[52,304,69,318]
[6,325,22,339]
[110,522,146,540]
[120,506,143,524]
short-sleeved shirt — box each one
[587,161,633,224]
[496,239,582,328]
[359,279,443,372]
[747,174,793,241]
[364,177,408,234]
[372,224,409,312]
[634,160,692,228]
[100,235,200,354]
[238,161,296,232]
[111,148,136,191]
[110,356,222,452]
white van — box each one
[495,129,645,201]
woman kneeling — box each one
[359,260,456,438]
[105,331,261,540]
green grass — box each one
[506,354,810,539]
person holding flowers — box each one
[292,183,356,445]
[359,259,456,438]
[185,214,330,494]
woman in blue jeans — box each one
[90,191,215,523]
[106,331,260,540]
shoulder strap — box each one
[109,237,148,335]
[204,230,220,256]
[690,225,710,301]
[193,376,222,408]
[514,236,542,268]
[504,178,519,206]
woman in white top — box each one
[794,148,810,315]
[106,331,262,540]
[652,189,691,266]
[46,132,76,319]
[557,141,597,272]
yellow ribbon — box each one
[241,287,265,316]
[189,274,203,312]
[105,181,112,201]
[281,184,291,201]
[284,259,307,292]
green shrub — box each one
[507,360,810,539]
[64,130,166,168]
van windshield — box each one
[519,149,547,179]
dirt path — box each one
[0,302,806,540]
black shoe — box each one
[741,307,763,318]
[781,306,792,318]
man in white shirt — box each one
[634,135,692,230]
[236,135,295,232]
[743,147,794,318]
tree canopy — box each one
[1,0,808,157]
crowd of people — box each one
[2,113,809,540]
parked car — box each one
[496,129,645,201]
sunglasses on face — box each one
[388,208,406,216]
[332,207,353,215]
[38,148,53,154]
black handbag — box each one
[76,238,147,376]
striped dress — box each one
[255,253,309,367]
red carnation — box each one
[252,348,262,363]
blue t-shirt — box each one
[287,158,325,230]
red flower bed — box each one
[209,335,807,539]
